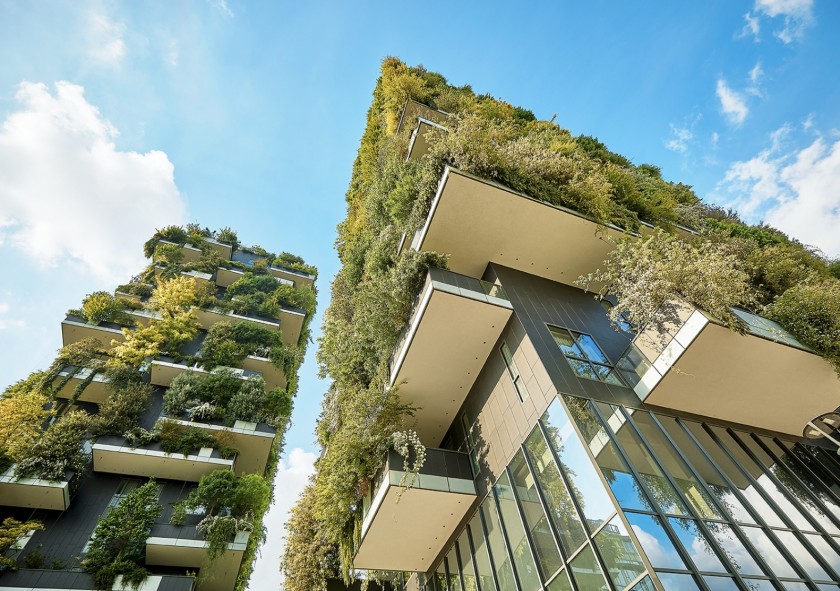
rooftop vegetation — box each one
[0,226,315,587]
[283,58,840,590]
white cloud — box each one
[716,79,749,126]
[208,0,234,18]
[247,447,317,591]
[748,62,764,85]
[0,301,26,331]
[712,128,840,258]
[87,12,127,67]
[0,81,186,283]
[665,124,694,154]
[754,0,814,43]
[740,12,761,40]
[711,131,720,148]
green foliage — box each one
[94,382,152,436]
[0,376,51,464]
[201,321,284,368]
[281,486,337,591]
[769,280,840,372]
[15,409,91,480]
[216,227,240,251]
[41,338,107,399]
[0,517,45,571]
[153,243,184,265]
[143,225,189,258]
[158,420,217,456]
[829,260,840,280]
[223,273,316,325]
[83,480,161,589]
[163,368,270,424]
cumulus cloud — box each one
[87,12,127,67]
[753,0,814,43]
[0,81,186,283]
[247,448,317,591]
[716,79,749,126]
[740,12,761,40]
[712,128,840,258]
[665,124,694,154]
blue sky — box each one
[1,1,838,588]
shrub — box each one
[15,410,91,481]
[94,382,152,436]
[201,321,284,369]
[158,420,215,456]
[216,227,240,251]
[0,378,51,464]
[0,517,45,571]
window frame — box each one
[546,325,625,386]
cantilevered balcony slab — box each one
[405,118,447,162]
[54,368,111,404]
[61,315,126,349]
[268,264,315,288]
[193,307,280,335]
[354,448,476,572]
[389,268,512,446]
[158,240,203,264]
[0,465,72,511]
[617,304,840,436]
[203,236,233,261]
[0,570,195,591]
[413,166,625,288]
[164,418,275,475]
[240,355,286,390]
[149,359,260,388]
[93,437,234,482]
[146,525,248,591]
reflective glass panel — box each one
[550,327,582,357]
[654,572,702,590]
[624,513,687,570]
[456,532,478,591]
[684,423,786,528]
[803,533,840,574]
[703,576,737,591]
[628,575,657,591]
[593,363,624,385]
[574,333,610,363]
[446,548,463,591]
[593,516,646,590]
[667,518,727,574]
[495,473,541,591]
[481,497,517,591]
[629,411,721,519]
[783,583,809,591]
[703,522,765,576]
[772,530,829,581]
[523,426,587,554]
[542,399,616,531]
[739,526,799,579]
[546,569,573,591]
[563,397,654,513]
[740,580,777,591]
[568,357,599,380]
[468,513,495,591]
[658,416,757,525]
[432,562,448,591]
[509,450,563,580]
[568,544,609,590]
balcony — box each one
[0,570,195,591]
[155,266,214,288]
[0,465,73,511]
[193,307,280,335]
[61,315,126,349]
[54,367,111,404]
[149,359,260,388]
[268,264,315,288]
[354,448,476,572]
[126,308,163,327]
[146,524,248,591]
[92,436,235,482]
[411,166,625,288]
[389,268,513,446]
[203,236,233,261]
[616,303,840,436]
[158,239,203,264]
[161,418,275,476]
[240,354,286,391]
[405,117,447,162]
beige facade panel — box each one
[61,319,125,349]
[54,369,112,404]
[92,443,234,482]
[0,467,71,511]
[146,532,247,591]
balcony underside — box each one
[240,355,286,390]
[406,119,445,162]
[415,167,625,288]
[194,307,280,335]
[54,369,112,404]
[633,311,840,436]
[92,441,234,482]
[61,319,125,349]
[146,531,247,591]
[390,285,512,446]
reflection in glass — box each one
[495,473,541,591]
[654,572,702,590]
[628,575,657,591]
[431,561,448,591]
[658,416,757,525]
[546,569,573,591]
[468,513,495,591]
[456,530,477,591]
[740,580,777,591]
[624,513,687,570]
[702,576,737,591]
[509,450,564,580]
[542,399,617,531]
[575,333,610,364]
[593,516,646,589]
[739,526,799,579]
[522,426,587,554]
[563,397,655,513]
[703,522,765,577]
[667,518,727,573]
[772,530,829,581]
[568,544,609,590]
[684,422,786,528]
[803,533,840,574]
[783,583,809,591]
[446,547,463,591]
[481,498,517,591]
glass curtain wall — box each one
[426,395,840,591]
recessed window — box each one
[500,341,529,402]
[548,326,624,386]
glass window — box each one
[456,530,478,591]
[624,513,687,570]
[541,399,616,532]
[495,472,542,591]
[772,530,829,581]
[481,497,518,591]
[568,544,609,591]
[468,513,496,591]
[522,426,587,555]
[667,518,727,574]
[500,341,529,402]
[446,547,463,591]
[509,450,564,580]
[702,576,738,591]
[548,326,624,385]
[628,576,657,591]
[739,580,777,591]
[654,572,702,590]
[803,533,840,574]
[546,569,573,591]
[703,522,766,577]
[593,516,647,589]
[432,561,448,591]
[739,526,800,579]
